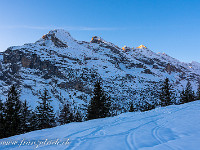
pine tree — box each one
[180,89,186,104]
[58,103,73,125]
[20,100,33,133]
[159,78,174,107]
[4,85,22,137]
[196,81,200,100]
[36,89,56,129]
[186,81,195,102]
[180,81,195,104]
[0,99,5,139]
[87,80,111,120]
[29,111,39,131]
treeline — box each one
[159,78,198,106]
[0,78,199,139]
[129,78,200,112]
[0,81,111,139]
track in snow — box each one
[0,102,200,150]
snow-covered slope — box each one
[1,101,200,150]
[0,29,200,113]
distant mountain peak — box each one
[42,29,72,40]
[122,46,132,52]
[136,45,147,49]
[39,29,75,48]
[90,36,105,44]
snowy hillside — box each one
[1,101,200,150]
[0,29,200,113]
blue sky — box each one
[0,0,199,62]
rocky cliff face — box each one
[0,29,199,113]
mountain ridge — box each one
[0,29,199,114]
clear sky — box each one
[0,0,199,62]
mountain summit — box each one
[136,45,147,49]
[42,29,73,41]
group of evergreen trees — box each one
[59,102,82,124]
[0,85,83,139]
[160,78,198,106]
[58,80,111,123]
[180,81,196,104]
[77,77,199,118]
[0,85,31,138]
[0,86,56,138]
[0,80,111,139]
[128,78,200,113]
[1,77,199,139]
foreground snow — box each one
[1,101,200,150]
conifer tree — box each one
[20,100,33,133]
[4,85,22,137]
[58,103,73,125]
[29,111,39,131]
[159,78,174,107]
[0,99,5,139]
[181,81,195,103]
[180,89,186,104]
[196,81,200,100]
[87,80,111,120]
[36,89,56,129]
[186,81,195,101]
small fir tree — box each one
[58,103,73,125]
[196,81,200,100]
[29,111,39,131]
[0,99,5,139]
[87,80,111,120]
[36,89,56,129]
[159,78,174,107]
[20,100,33,133]
[180,89,186,104]
[180,81,195,104]
[4,85,22,137]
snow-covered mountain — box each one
[0,29,199,112]
[1,100,200,150]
